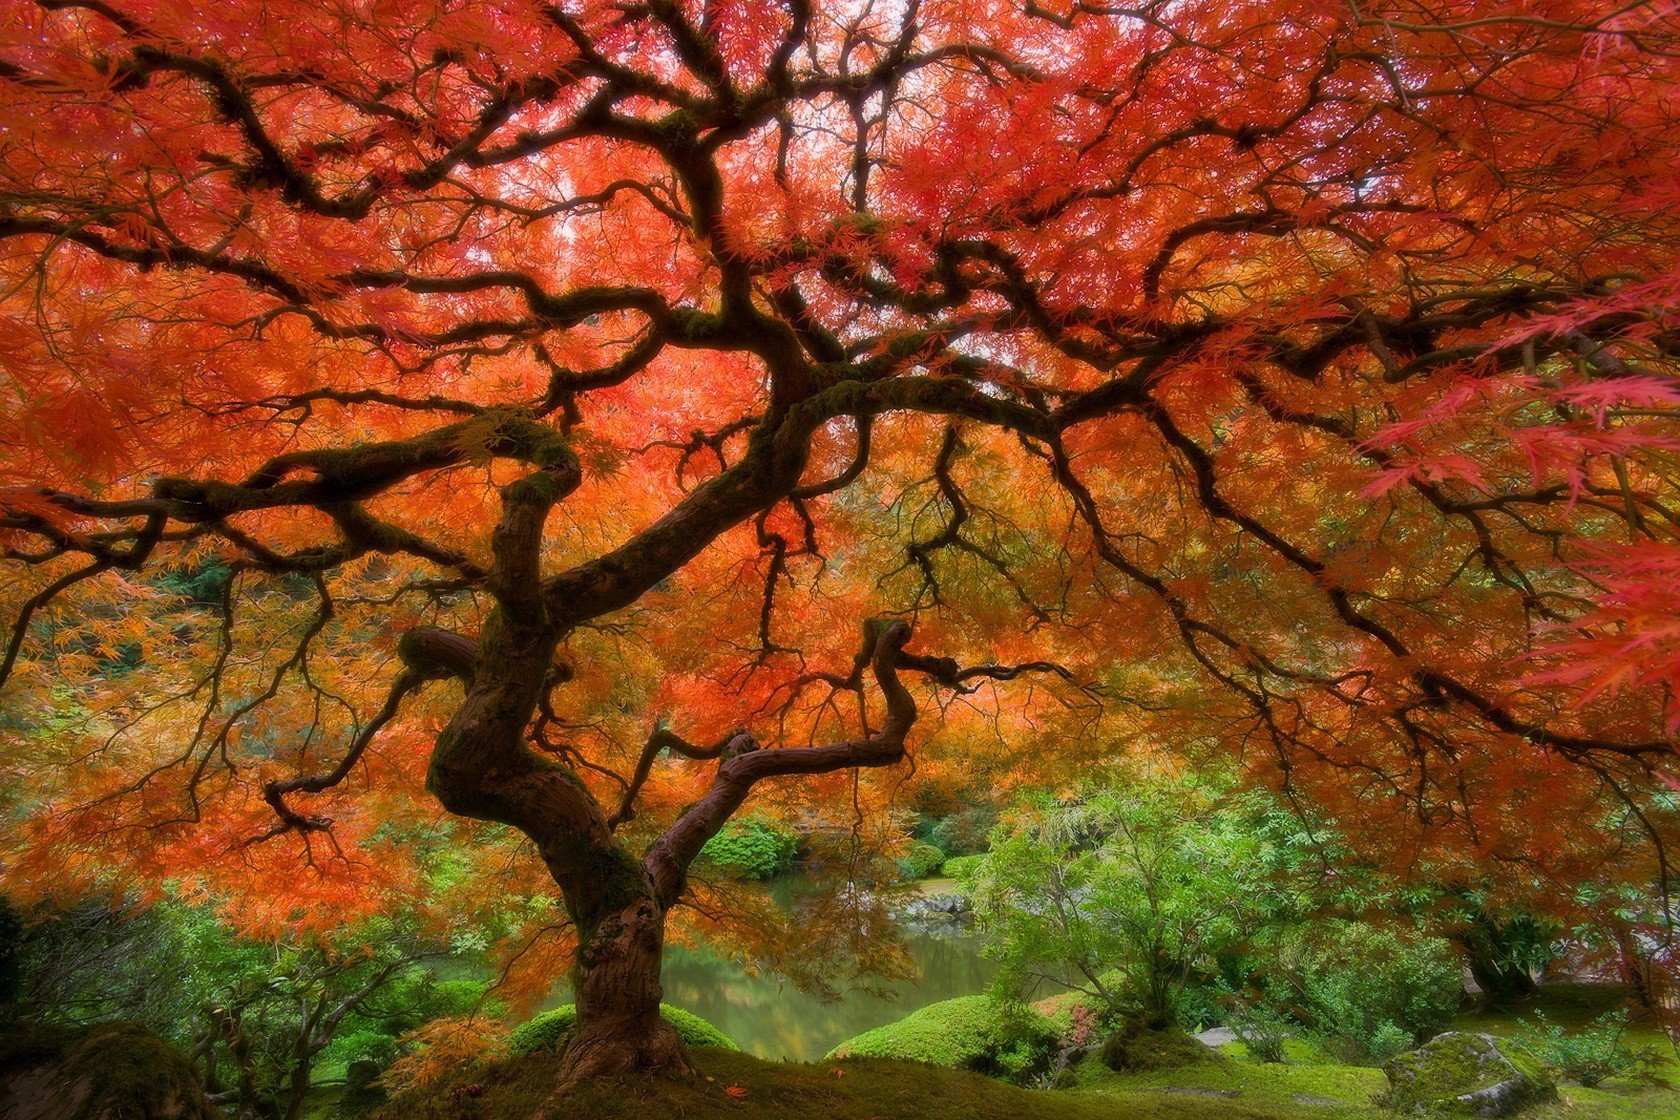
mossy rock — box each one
[507,1004,737,1056]
[1382,1031,1557,1116]
[0,1021,219,1120]
[1098,1023,1219,1073]
[827,996,1058,1083]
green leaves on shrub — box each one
[697,817,798,880]
[1261,920,1462,1063]
[896,841,946,881]
[1517,1009,1647,1087]
[1227,1002,1290,1063]
[507,1004,738,1055]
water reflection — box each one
[658,930,995,1061]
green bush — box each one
[1517,1009,1646,1087]
[913,805,998,857]
[940,854,984,880]
[897,840,947,881]
[328,1028,403,1070]
[697,817,798,880]
[1262,920,1461,1063]
[1227,1002,1289,1064]
[826,995,1057,1084]
[507,1004,737,1056]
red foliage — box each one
[0,0,1673,954]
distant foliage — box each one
[697,818,798,880]
[941,854,985,880]
[912,806,998,859]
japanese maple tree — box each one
[1,0,1678,1083]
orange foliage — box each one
[0,0,1674,973]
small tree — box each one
[965,779,1266,1027]
[7,897,473,1120]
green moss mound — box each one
[1382,1031,1557,1116]
[373,1044,1289,1120]
[508,1003,738,1055]
[897,841,948,880]
[0,1020,219,1120]
[1100,1023,1220,1073]
[826,995,1057,1082]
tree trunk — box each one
[557,895,690,1081]
[1467,954,1536,1005]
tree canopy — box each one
[0,0,1677,1079]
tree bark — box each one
[561,895,689,1080]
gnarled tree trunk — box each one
[563,895,687,1079]
[405,609,922,1085]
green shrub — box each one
[940,854,984,880]
[1227,1002,1289,1064]
[328,1028,403,1070]
[827,995,1057,1084]
[1517,1008,1646,1087]
[507,1004,737,1056]
[913,805,998,857]
[896,841,947,881]
[1262,920,1461,1063]
[697,817,798,880]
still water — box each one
[657,929,996,1061]
[541,880,997,1061]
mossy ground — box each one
[374,1047,1316,1120]
[1076,985,1679,1120]
[363,986,1679,1120]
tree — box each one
[4,895,474,1120]
[1,0,1678,1085]
[964,781,1267,1027]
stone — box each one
[1382,1031,1557,1117]
[0,1021,220,1120]
[345,1057,386,1095]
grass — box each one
[369,985,1680,1120]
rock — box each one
[1382,1031,1557,1117]
[887,892,973,936]
[0,1021,220,1120]
[345,1057,386,1095]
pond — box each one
[657,927,996,1061]
[542,879,998,1061]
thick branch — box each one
[644,619,915,906]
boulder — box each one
[0,1021,220,1120]
[345,1057,386,1095]
[1382,1031,1557,1117]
